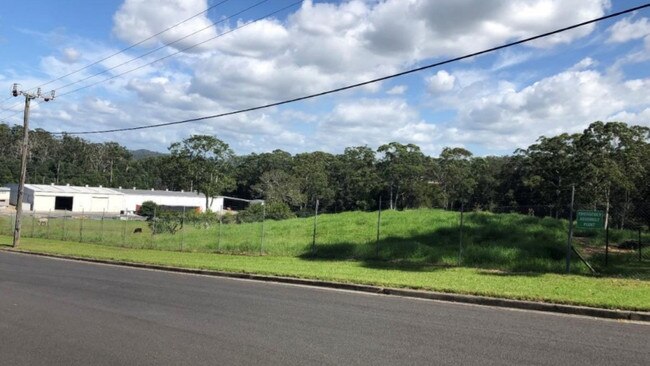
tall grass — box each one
[1,208,647,275]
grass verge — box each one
[1,235,648,311]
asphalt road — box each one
[0,251,648,365]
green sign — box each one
[576,210,604,229]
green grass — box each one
[1,209,648,276]
[1,235,649,311]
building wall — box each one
[123,194,224,213]
[29,193,124,213]
[32,194,54,212]
[5,185,227,213]
[74,194,124,213]
[0,189,9,208]
[7,185,34,210]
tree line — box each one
[0,121,648,227]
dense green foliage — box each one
[237,201,295,223]
[1,121,648,227]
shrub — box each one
[266,201,295,220]
[137,200,158,220]
[187,211,220,229]
[237,201,296,223]
[237,203,264,223]
[221,211,237,224]
[148,210,183,235]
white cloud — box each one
[426,70,456,93]
[492,50,532,70]
[85,97,119,114]
[216,19,290,58]
[61,47,81,63]
[607,17,650,43]
[181,0,609,108]
[570,57,597,70]
[609,107,650,124]
[10,0,630,156]
[386,85,407,95]
[112,0,218,52]
[315,98,440,153]
[448,67,650,150]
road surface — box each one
[0,251,648,365]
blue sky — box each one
[1,0,649,156]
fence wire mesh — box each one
[1,199,647,277]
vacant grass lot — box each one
[1,236,648,311]
[1,209,647,276]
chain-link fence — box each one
[569,203,649,275]
[454,203,649,276]
[0,199,647,277]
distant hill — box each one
[129,149,166,160]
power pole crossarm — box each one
[11,83,55,248]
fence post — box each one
[122,209,127,246]
[639,228,642,262]
[126,209,130,247]
[10,213,15,237]
[181,206,186,252]
[312,199,319,255]
[100,209,105,243]
[62,210,67,241]
[260,203,266,255]
[459,202,465,265]
[30,212,35,238]
[376,196,382,258]
[217,216,222,252]
[46,210,51,239]
[79,208,84,242]
[565,185,575,273]
[605,221,610,266]
[150,207,156,248]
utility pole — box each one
[11,83,55,247]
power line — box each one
[54,0,303,100]
[17,0,232,93]
[54,0,270,93]
[54,3,650,136]
[0,0,275,119]
[1,0,232,113]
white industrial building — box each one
[0,187,9,208]
[4,184,238,214]
[7,184,124,213]
[114,188,223,213]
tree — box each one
[332,146,381,211]
[518,134,579,216]
[252,169,305,209]
[377,142,428,209]
[576,122,649,227]
[292,152,336,211]
[437,147,476,210]
[233,150,293,199]
[468,156,506,210]
[169,135,236,211]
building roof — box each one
[113,188,207,198]
[0,187,9,192]
[21,184,123,195]
[4,184,234,199]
